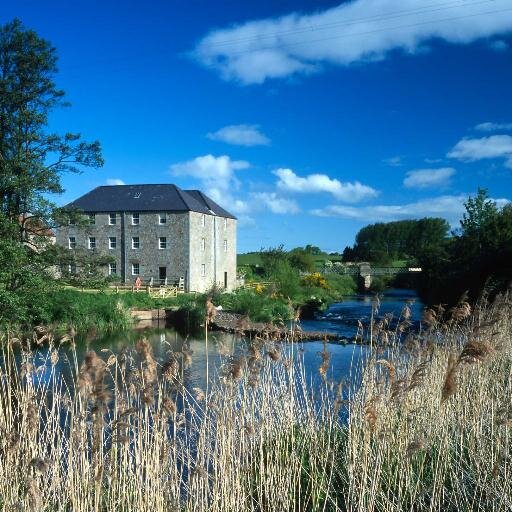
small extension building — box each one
[56,184,237,292]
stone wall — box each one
[56,209,236,291]
[188,212,237,293]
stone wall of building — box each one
[188,212,237,293]
[56,211,190,285]
[56,209,236,291]
[122,211,189,285]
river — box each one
[26,288,423,393]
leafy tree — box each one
[418,190,512,305]
[0,19,104,324]
[260,245,289,277]
[303,244,322,255]
[349,218,449,263]
[0,19,103,243]
[288,248,315,272]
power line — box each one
[203,0,500,49]
[220,6,512,58]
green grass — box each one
[237,252,263,266]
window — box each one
[68,218,76,225]
[201,264,206,277]
[109,213,116,225]
[132,263,140,276]
[223,239,228,253]
[132,237,140,249]
[68,236,76,249]
[201,238,205,251]
[201,214,206,227]
[109,237,117,249]
[68,263,76,274]
[132,213,140,225]
[159,213,166,224]
[159,237,167,249]
[224,218,228,229]
[88,214,95,225]
[109,263,117,275]
[88,237,96,249]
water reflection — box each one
[18,288,421,394]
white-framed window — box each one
[68,217,76,226]
[88,237,96,249]
[109,262,117,275]
[159,237,167,249]
[109,236,117,249]
[223,239,228,252]
[68,236,76,249]
[201,214,206,227]
[109,213,116,225]
[132,213,140,225]
[132,263,140,276]
[201,238,206,251]
[132,237,140,249]
[88,213,95,225]
[224,218,228,229]
[158,213,166,225]
[201,264,206,277]
[68,263,76,274]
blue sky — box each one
[4,0,512,252]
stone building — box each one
[56,184,237,292]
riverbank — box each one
[1,288,509,510]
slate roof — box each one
[65,184,237,219]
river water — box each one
[28,288,422,392]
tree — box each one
[417,190,512,305]
[260,245,289,277]
[0,19,104,324]
[0,19,103,243]
[288,248,315,272]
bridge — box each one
[322,263,422,290]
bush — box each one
[218,289,291,324]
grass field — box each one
[237,251,344,271]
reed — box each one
[0,291,510,510]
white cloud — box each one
[251,192,300,214]
[489,39,509,51]
[311,194,510,224]
[193,0,512,84]
[447,135,512,168]
[475,121,512,132]
[170,154,250,215]
[106,178,125,186]
[207,124,270,146]
[274,168,378,202]
[383,155,402,167]
[403,167,455,188]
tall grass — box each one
[0,292,511,510]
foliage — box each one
[0,19,103,238]
[0,19,106,326]
[301,272,329,289]
[347,218,450,264]
[418,189,512,305]
[0,291,510,510]
[259,245,289,277]
[287,248,316,272]
[218,288,291,323]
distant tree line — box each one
[342,218,450,264]
[342,190,512,305]
[418,189,512,305]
